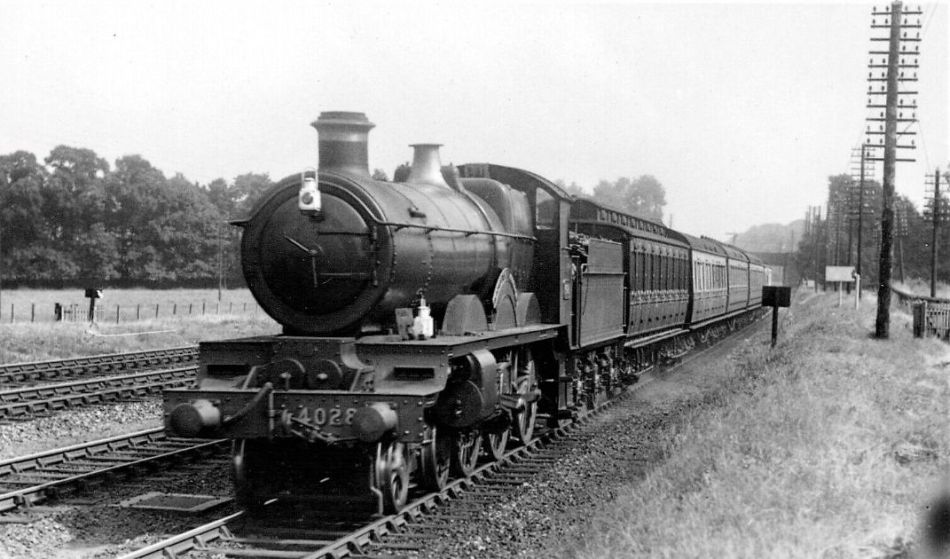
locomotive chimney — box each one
[407,144,450,188]
[311,111,375,177]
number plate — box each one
[293,406,358,428]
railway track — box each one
[118,407,627,559]
[0,427,226,513]
[118,317,765,559]
[0,366,197,420]
[0,346,198,386]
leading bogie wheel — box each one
[232,440,268,513]
[374,441,409,513]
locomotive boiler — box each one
[241,112,535,337]
[162,110,768,515]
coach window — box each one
[638,250,646,291]
[665,255,671,290]
[665,254,670,290]
[659,255,665,290]
[647,252,654,291]
[652,253,659,291]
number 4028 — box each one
[296,406,357,426]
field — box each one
[570,291,950,558]
[0,287,264,324]
[0,288,279,363]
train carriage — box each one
[681,234,728,327]
[568,199,690,345]
[716,239,752,314]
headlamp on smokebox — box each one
[298,167,322,218]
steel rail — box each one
[0,367,197,419]
[116,512,244,559]
[0,427,227,513]
[0,346,198,385]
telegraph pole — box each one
[857,145,867,287]
[866,1,921,339]
[217,221,225,302]
[848,144,876,297]
[0,215,3,320]
[924,169,948,297]
[931,170,938,297]
[812,206,822,293]
[894,199,908,284]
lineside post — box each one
[771,306,779,347]
[84,288,103,324]
[762,286,792,348]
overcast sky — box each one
[1,1,946,241]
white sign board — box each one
[825,266,856,283]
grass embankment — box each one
[573,292,949,558]
[0,289,278,363]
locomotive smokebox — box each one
[311,111,375,177]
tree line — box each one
[558,175,667,223]
[0,146,273,287]
[0,145,671,289]
[795,173,950,288]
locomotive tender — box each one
[164,111,767,513]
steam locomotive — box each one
[163,111,768,514]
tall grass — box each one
[571,293,949,558]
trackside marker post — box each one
[84,288,103,323]
[762,286,792,348]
